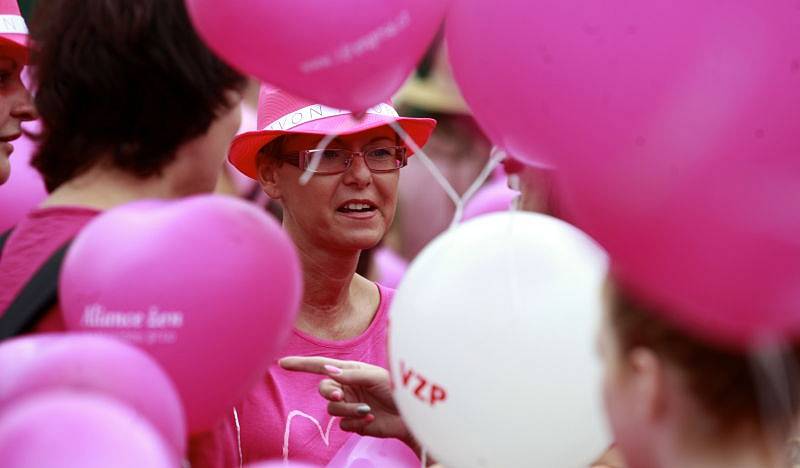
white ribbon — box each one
[264,103,398,132]
[0,15,27,35]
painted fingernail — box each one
[356,404,371,415]
[324,365,343,375]
[364,414,376,423]
[331,390,343,401]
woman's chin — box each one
[331,232,383,252]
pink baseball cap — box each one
[0,0,28,59]
[229,84,437,180]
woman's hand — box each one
[279,356,417,449]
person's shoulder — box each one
[376,282,397,307]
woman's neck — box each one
[288,224,376,341]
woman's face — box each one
[259,125,401,252]
[0,53,36,184]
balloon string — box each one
[387,120,508,230]
[299,133,338,185]
[421,447,427,468]
[298,121,508,228]
[233,407,244,468]
[449,146,506,228]
[387,120,462,207]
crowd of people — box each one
[1,1,798,468]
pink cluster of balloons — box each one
[0,335,181,467]
[446,0,800,347]
[0,195,303,465]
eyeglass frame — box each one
[276,145,409,175]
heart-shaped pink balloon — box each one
[185,0,448,111]
[59,195,302,433]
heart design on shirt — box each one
[282,410,338,461]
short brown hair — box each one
[610,281,800,441]
[28,0,247,191]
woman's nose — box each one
[342,153,372,187]
[10,84,38,122]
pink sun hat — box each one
[0,0,28,58]
[229,84,437,180]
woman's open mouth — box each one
[337,201,378,219]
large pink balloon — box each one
[185,0,448,111]
[59,195,302,433]
[0,124,46,232]
[448,0,800,347]
[0,392,177,468]
[0,333,186,456]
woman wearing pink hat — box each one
[191,85,435,467]
[0,0,37,185]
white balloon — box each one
[389,212,610,468]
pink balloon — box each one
[461,179,516,222]
[374,247,408,289]
[327,435,419,468]
[0,122,46,232]
[59,195,302,432]
[0,391,177,468]
[0,333,186,456]
[449,0,800,347]
[185,0,448,111]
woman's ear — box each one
[257,156,282,200]
[627,347,668,424]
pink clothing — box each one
[0,207,100,332]
[191,284,395,467]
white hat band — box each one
[0,15,27,35]
[264,102,399,131]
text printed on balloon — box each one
[400,361,447,406]
[80,304,183,344]
[300,10,411,74]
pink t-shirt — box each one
[190,283,395,467]
[0,207,100,332]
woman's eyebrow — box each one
[366,136,395,144]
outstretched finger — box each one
[323,364,390,388]
[279,356,357,375]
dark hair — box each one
[257,136,288,168]
[610,282,800,441]
[28,0,247,191]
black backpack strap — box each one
[0,229,11,255]
[0,239,73,340]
